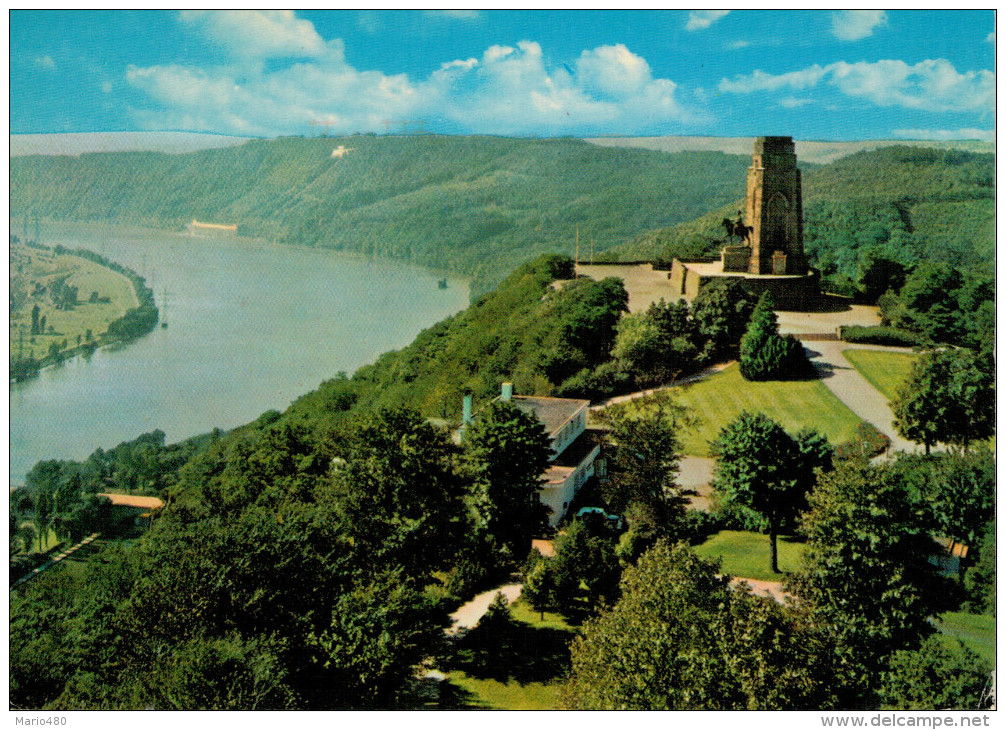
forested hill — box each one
[10,136,749,291]
[607,145,995,281]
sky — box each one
[9,9,996,141]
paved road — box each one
[447,583,523,636]
[801,340,921,455]
[729,576,790,604]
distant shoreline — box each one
[9,240,158,382]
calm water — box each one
[9,223,469,482]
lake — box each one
[9,223,470,482]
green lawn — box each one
[440,597,576,709]
[694,530,806,581]
[443,671,562,710]
[509,597,578,632]
[935,611,996,665]
[616,363,864,456]
[842,349,918,402]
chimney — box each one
[501,382,513,401]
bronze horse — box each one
[722,216,752,245]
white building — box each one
[481,383,602,527]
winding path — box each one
[447,583,523,636]
[799,339,921,455]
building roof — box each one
[97,493,165,510]
[552,430,602,468]
[933,536,969,559]
[543,465,575,486]
[507,395,589,437]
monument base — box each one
[669,258,822,311]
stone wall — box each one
[721,246,751,272]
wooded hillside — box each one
[10,136,749,292]
[606,146,994,283]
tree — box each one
[329,408,467,579]
[890,261,964,343]
[521,559,557,621]
[30,303,40,335]
[857,255,907,304]
[738,292,808,381]
[691,278,756,362]
[545,517,621,617]
[305,570,448,709]
[131,635,296,710]
[890,450,994,549]
[788,460,958,707]
[963,523,995,616]
[463,400,551,561]
[711,413,830,573]
[878,636,992,710]
[25,460,66,550]
[563,541,830,709]
[611,299,697,387]
[596,391,692,523]
[892,348,994,454]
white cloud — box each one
[719,65,829,93]
[779,97,813,109]
[180,10,326,60]
[686,10,730,31]
[831,10,887,41]
[34,56,55,70]
[987,31,995,43]
[577,44,652,97]
[720,58,994,113]
[126,14,703,137]
[101,81,113,94]
[892,127,994,142]
[728,40,751,50]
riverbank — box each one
[9,240,158,382]
[10,222,471,481]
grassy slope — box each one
[614,363,863,457]
[842,350,918,402]
[9,245,138,358]
[10,136,749,290]
[694,530,806,581]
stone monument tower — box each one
[744,136,806,275]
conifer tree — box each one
[738,292,807,380]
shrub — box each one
[555,361,633,401]
[840,325,925,347]
[834,421,891,461]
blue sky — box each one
[10,10,995,140]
